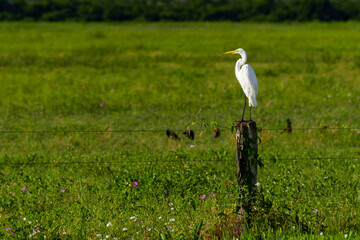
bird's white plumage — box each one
[228,48,258,107]
[236,64,258,107]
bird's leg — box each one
[250,107,252,121]
[241,94,246,122]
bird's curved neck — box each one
[236,52,247,69]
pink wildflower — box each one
[133,182,138,187]
[200,195,205,199]
[313,209,318,213]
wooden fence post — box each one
[235,120,258,234]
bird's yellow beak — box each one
[224,50,236,54]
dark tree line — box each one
[1,0,359,22]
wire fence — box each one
[1,125,359,202]
[0,127,358,134]
[0,157,359,166]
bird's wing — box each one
[246,64,258,95]
[236,64,258,106]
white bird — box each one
[225,48,258,121]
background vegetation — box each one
[1,0,360,22]
[0,21,359,239]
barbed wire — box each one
[0,158,232,165]
[0,157,359,166]
[0,127,358,134]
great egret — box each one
[225,48,258,121]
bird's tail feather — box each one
[249,97,257,107]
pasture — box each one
[0,22,360,239]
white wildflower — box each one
[345,234,348,238]
[147,227,152,232]
[106,222,112,227]
[169,226,174,233]
[255,182,260,187]
[159,216,162,220]
[105,235,109,239]
[28,221,32,224]
[122,228,128,232]
[170,207,174,210]
[23,217,26,221]
[96,234,102,237]
[63,232,66,235]
[320,232,323,236]
[169,218,175,222]
[130,216,137,221]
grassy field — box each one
[0,22,360,239]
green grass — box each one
[0,22,359,239]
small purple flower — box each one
[313,209,318,213]
[9,192,12,195]
[100,103,104,108]
[199,94,203,98]
[164,189,169,194]
[11,232,15,235]
[61,189,65,193]
[211,193,215,198]
[222,89,226,93]
[349,99,352,103]
[22,187,28,191]
[200,195,205,199]
[229,180,233,183]
[133,182,138,187]
[5,227,11,231]
[357,131,360,134]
